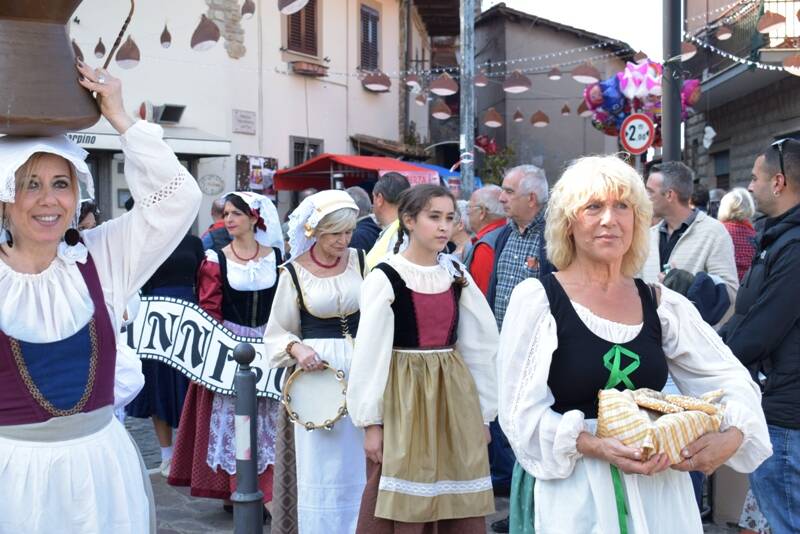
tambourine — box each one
[282,362,347,431]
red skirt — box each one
[168,382,274,501]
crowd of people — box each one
[1,65,799,534]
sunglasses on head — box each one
[772,138,789,178]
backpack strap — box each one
[486,224,513,307]
[357,248,367,278]
[464,224,505,269]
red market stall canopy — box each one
[274,153,439,191]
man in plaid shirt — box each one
[487,165,551,328]
[486,164,551,533]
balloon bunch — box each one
[583,58,701,145]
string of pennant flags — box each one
[685,34,788,72]
[683,0,756,24]
[273,48,633,82]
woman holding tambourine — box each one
[264,190,367,534]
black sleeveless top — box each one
[542,274,668,419]
[374,262,463,349]
[283,249,366,339]
[217,247,282,328]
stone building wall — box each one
[685,75,800,190]
[206,0,246,60]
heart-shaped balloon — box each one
[619,61,650,100]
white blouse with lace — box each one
[203,248,277,291]
[264,248,363,369]
[347,253,499,428]
[497,277,772,533]
[0,120,202,406]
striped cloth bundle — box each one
[596,388,724,464]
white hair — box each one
[508,164,549,203]
[472,184,504,217]
[315,207,357,236]
[717,187,755,222]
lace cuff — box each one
[137,167,191,209]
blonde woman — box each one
[718,188,757,281]
[264,190,367,534]
[498,155,771,533]
[0,65,201,532]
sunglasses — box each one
[772,138,789,178]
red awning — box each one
[274,153,438,191]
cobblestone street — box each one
[127,416,736,534]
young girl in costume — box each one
[347,184,498,533]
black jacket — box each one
[723,203,800,429]
[349,216,381,252]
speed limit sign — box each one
[620,113,655,155]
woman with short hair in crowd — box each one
[718,188,758,282]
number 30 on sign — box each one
[619,113,655,155]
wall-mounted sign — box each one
[236,154,278,199]
[378,169,438,187]
[232,109,257,135]
[66,132,121,150]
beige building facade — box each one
[69,0,431,229]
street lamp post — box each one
[662,0,683,162]
[459,0,476,198]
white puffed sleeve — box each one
[114,343,144,408]
[497,278,587,480]
[81,120,202,332]
[455,271,499,424]
[263,269,302,368]
[346,268,395,427]
[657,284,772,473]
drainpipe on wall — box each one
[257,0,264,155]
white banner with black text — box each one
[125,296,285,400]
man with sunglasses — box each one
[722,138,800,533]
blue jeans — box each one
[749,424,800,534]
[488,418,515,493]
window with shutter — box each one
[360,5,379,71]
[287,0,317,56]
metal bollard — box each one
[231,342,264,533]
